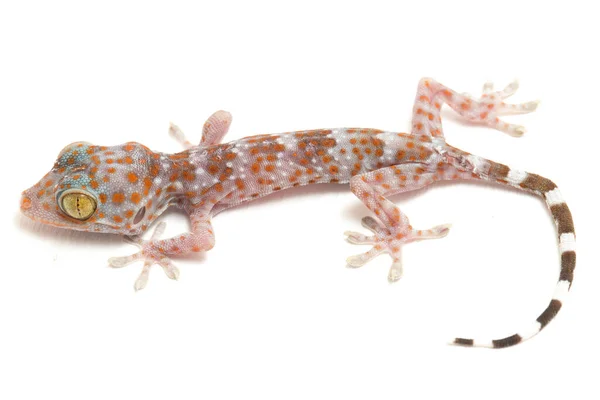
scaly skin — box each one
[20,78,575,348]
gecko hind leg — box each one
[345,217,451,282]
[344,164,455,282]
[412,78,539,138]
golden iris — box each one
[59,190,97,220]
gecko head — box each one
[20,141,163,235]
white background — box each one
[1,1,598,399]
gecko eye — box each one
[58,190,97,220]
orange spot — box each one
[90,180,99,189]
[480,112,488,119]
[44,180,54,188]
[99,193,107,203]
[406,142,415,149]
[265,164,275,172]
[112,193,125,203]
[125,210,134,218]
[235,179,245,190]
[113,215,123,223]
[127,172,138,183]
[214,183,223,192]
[124,156,133,164]
[107,167,116,174]
[143,177,152,195]
[251,163,260,174]
[183,171,195,182]
[131,192,141,204]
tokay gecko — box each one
[20,78,575,348]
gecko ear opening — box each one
[133,206,146,225]
[58,190,97,220]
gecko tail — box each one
[451,159,575,348]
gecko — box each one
[20,78,575,348]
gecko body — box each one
[20,79,575,348]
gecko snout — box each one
[20,194,32,211]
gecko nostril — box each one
[20,196,32,210]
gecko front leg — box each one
[169,110,233,149]
[108,212,216,290]
[107,180,232,290]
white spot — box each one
[466,155,486,173]
[553,280,570,301]
[231,147,239,153]
[239,167,245,172]
[312,158,317,163]
[473,339,493,348]
[518,321,542,340]
[545,188,564,206]
[226,162,233,167]
[213,178,219,184]
[153,177,162,185]
[506,169,527,186]
[195,168,203,174]
[162,163,170,169]
[240,174,246,179]
[559,233,576,253]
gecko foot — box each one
[344,216,450,282]
[108,222,180,291]
[470,80,539,137]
